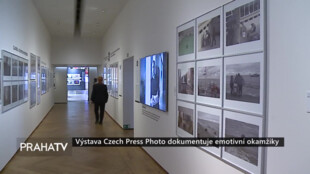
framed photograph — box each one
[224,0,264,55]
[30,80,36,108]
[197,7,223,59]
[11,82,19,105]
[177,20,195,62]
[37,57,41,105]
[196,58,222,107]
[11,56,19,80]
[196,105,222,157]
[222,110,263,174]
[177,101,195,137]
[23,81,28,102]
[30,54,36,80]
[24,60,29,80]
[177,62,195,102]
[3,51,12,81]
[18,60,24,80]
[2,82,12,112]
[224,53,264,115]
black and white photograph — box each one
[30,80,36,108]
[196,105,222,156]
[177,101,195,137]
[24,81,28,102]
[3,54,11,79]
[19,61,23,77]
[197,8,223,59]
[24,61,28,80]
[224,53,264,114]
[19,83,24,101]
[177,62,195,102]
[177,20,195,62]
[222,111,262,174]
[224,0,264,55]
[30,54,36,80]
[3,85,11,107]
[196,59,222,106]
[226,62,260,103]
[12,58,18,77]
[12,84,18,103]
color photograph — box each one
[198,65,220,98]
[178,26,194,56]
[178,105,194,135]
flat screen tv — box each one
[140,52,168,112]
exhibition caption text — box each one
[72,137,284,147]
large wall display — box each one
[175,0,265,173]
[177,20,195,62]
[140,52,168,112]
[41,64,47,95]
[1,50,29,113]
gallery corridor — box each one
[2,102,166,174]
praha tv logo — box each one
[20,142,68,152]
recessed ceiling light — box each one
[101,10,105,13]
[89,7,98,11]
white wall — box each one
[54,67,67,103]
[0,0,54,171]
[102,0,310,173]
[51,37,102,66]
[266,0,310,173]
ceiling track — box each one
[74,0,83,36]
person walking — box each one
[91,76,108,124]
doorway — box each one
[67,67,89,101]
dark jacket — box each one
[91,83,108,104]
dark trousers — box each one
[94,103,105,123]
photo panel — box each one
[196,58,222,107]
[197,7,223,59]
[224,53,264,115]
[19,82,24,102]
[177,101,195,137]
[222,110,262,174]
[30,54,36,80]
[177,20,196,62]
[224,0,264,55]
[30,80,36,108]
[3,51,12,81]
[177,62,195,102]
[2,82,12,112]
[196,105,222,157]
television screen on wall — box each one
[140,52,168,112]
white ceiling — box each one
[33,0,129,38]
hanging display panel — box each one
[37,56,41,105]
[30,80,36,108]
[30,53,36,80]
